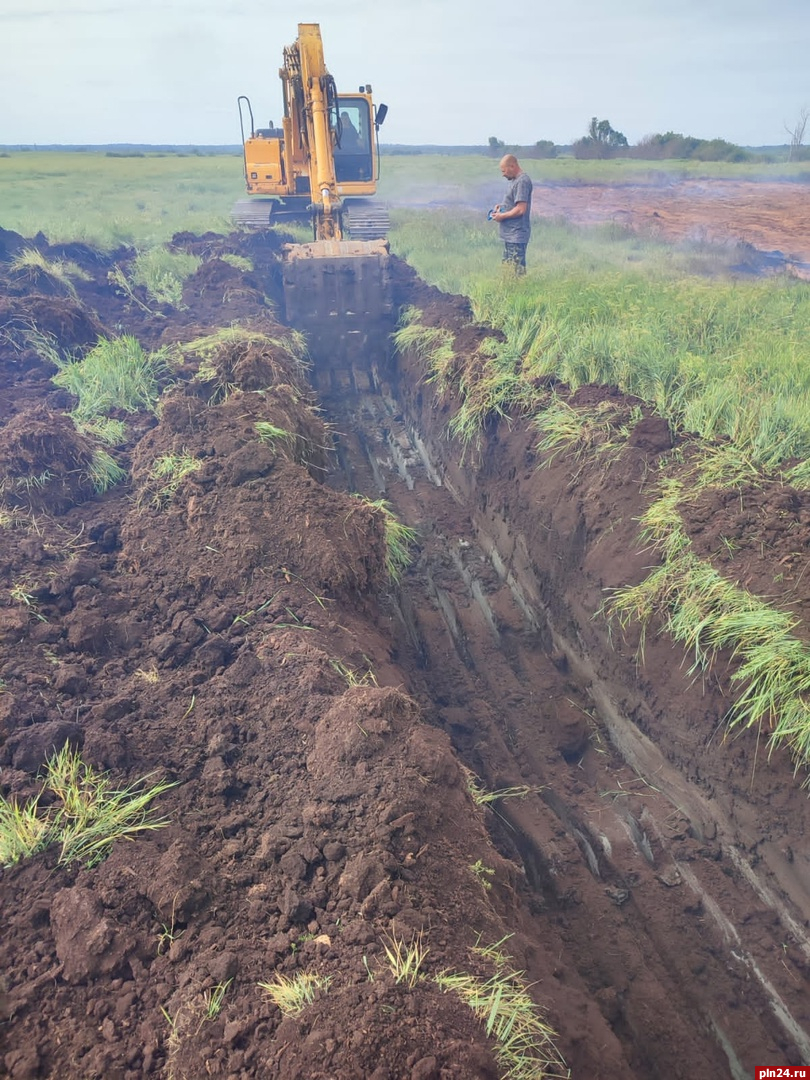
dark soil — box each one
[2,186,810,1080]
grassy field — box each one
[392,206,810,471]
[2,148,809,248]
[0,151,240,248]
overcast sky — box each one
[1,0,808,147]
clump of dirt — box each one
[1,193,810,1080]
[0,404,100,513]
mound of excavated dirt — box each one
[2,186,810,1080]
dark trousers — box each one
[502,242,527,273]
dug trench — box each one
[1,222,809,1080]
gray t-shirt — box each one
[499,171,533,243]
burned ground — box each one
[1,182,810,1080]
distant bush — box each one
[527,140,558,159]
[629,132,753,162]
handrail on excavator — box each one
[237,96,255,186]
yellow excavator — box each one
[233,23,392,349]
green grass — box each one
[182,326,300,361]
[85,448,127,493]
[10,247,92,298]
[202,979,233,1020]
[74,416,127,446]
[255,421,294,448]
[0,151,241,249]
[434,937,569,1079]
[392,212,810,467]
[604,480,810,778]
[51,335,174,419]
[533,395,644,465]
[258,972,332,1015]
[130,247,202,307]
[356,497,418,581]
[381,931,429,988]
[145,452,204,508]
[0,745,176,868]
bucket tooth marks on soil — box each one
[0,219,809,1078]
[317,312,809,1075]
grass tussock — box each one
[182,326,310,404]
[183,325,308,366]
[393,309,526,448]
[0,745,176,868]
[145,452,204,508]
[381,930,430,988]
[74,416,128,446]
[258,972,332,1015]
[603,480,810,777]
[52,335,174,420]
[10,248,91,298]
[130,247,202,308]
[534,395,644,465]
[254,421,294,448]
[85,448,127,493]
[393,308,456,388]
[357,497,418,581]
[435,936,569,1080]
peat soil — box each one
[1,186,810,1080]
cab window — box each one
[335,98,372,181]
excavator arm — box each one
[281,23,342,239]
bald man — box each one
[490,154,533,273]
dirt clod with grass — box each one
[2,185,810,1080]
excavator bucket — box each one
[282,239,392,321]
[282,239,394,369]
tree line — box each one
[486,113,810,162]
